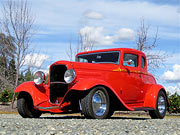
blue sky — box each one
[1,0,180,94]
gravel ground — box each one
[0,114,180,135]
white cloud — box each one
[162,64,180,83]
[23,53,49,68]
[32,66,49,75]
[79,26,134,46]
[30,0,178,26]
[40,65,50,75]
[84,11,104,20]
[165,83,180,95]
[26,0,178,39]
[114,28,135,41]
[80,26,113,45]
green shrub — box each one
[0,88,14,104]
[168,92,180,113]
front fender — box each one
[15,81,48,106]
[71,78,134,111]
[144,84,169,109]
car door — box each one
[119,52,142,102]
[139,55,151,101]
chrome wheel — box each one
[158,96,166,114]
[92,90,107,116]
[81,86,110,119]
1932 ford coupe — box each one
[15,48,169,119]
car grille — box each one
[50,64,68,103]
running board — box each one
[35,106,60,110]
[35,101,71,110]
[134,107,154,111]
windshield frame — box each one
[76,51,121,65]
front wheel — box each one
[17,93,42,118]
[149,91,167,119]
[81,86,111,119]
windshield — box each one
[76,51,120,64]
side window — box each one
[141,56,145,68]
[78,58,88,63]
[123,53,138,67]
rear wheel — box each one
[81,86,112,119]
[17,93,42,118]
[149,91,167,119]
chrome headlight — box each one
[34,71,46,85]
[64,69,76,84]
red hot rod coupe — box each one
[15,48,169,119]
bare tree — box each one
[136,19,166,73]
[66,32,96,61]
[77,32,95,52]
[66,35,74,61]
[136,19,158,52]
[0,0,34,107]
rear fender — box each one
[15,81,48,106]
[144,84,169,109]
[71,78,134,111]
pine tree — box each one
[24,69,33,82]
[8,58,16,85]
[18,72,25,85]
[0,56,6,77]
[0,56,6,91]
[0,33,16,91]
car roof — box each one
[76,48,145,56]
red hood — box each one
[51,60,119,71]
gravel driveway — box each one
[0,114,180,135]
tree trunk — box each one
[11,57,19,108]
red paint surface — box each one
[15,48,168,113]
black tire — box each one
[149,91,167,119]
[17,93,42,118]
[81,86,111,119]
[107,108,114,118]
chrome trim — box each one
[79,100,82,111]
[50,82,68,84]
[35,106,59,110]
